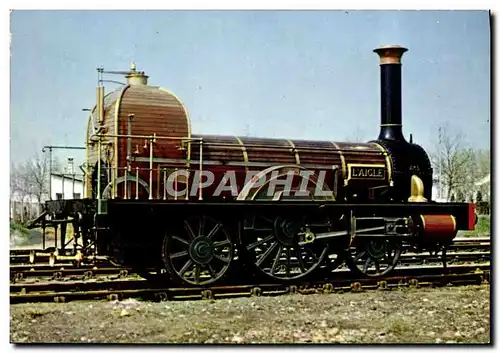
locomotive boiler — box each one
[44,45,476,287]
[87,46,428,205]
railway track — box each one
[9,249,490,284]
[10,263,490,304]
[9,237,490,304]
[10,237,490,266]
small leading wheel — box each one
[346,238,403,277]
[162,216,233,286]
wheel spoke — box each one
[362,257,372,273]
[199,216,205,237]
[305,246,319,262]
[285,247,291,277]
[348,240,403,278]
[184,221,196,240]
[207,223,222,239]
[261,217,275,225]
[296,247,306,273]
[318,246,328,263]
[271,245,283,275]
[246,234,274,251]
[256,241,278,267]
[243,213,330,281]
[214,254,231,264]
[213,239,231,248]
[353,250,366,262]
[170,250,188,259]
[172,235,190,246]
[207,263,218,278]
[165,216,233,286]
[194,264,201,283]
[178,259,193,276]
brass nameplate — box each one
[348,165,386,180]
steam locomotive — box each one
[43,45,476,286]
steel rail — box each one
[10,264,490,304]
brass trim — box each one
[408,175,428,202]
[374,45,408,65]
[235,136,249,173]
[380,124,402,127]
[86,91,112,198]
[346,163,386,182]
[158,87,191,168]
[450,215,457,232]
[198,139,203,201]
[135,167,139,199]
[132,156,342,170]
[85,114,91,198]
[149,136,154,200]
[378,58,402,65]
[331,141,346,182]
[372,142,392,183]
[156,164,185,200]
[97,86,105,123]
[97,137,102,200]
[113,85,130,199]
[102,174,149,200]
[420,215,426,229]
[159,87,191,198]
[287,139,300,165]
[156,163,161,199]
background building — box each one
[10,157,84,222]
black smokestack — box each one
[373,45,408,141]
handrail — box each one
[87,131,385,202]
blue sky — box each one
[10,10,490,166]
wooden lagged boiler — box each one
[86,47,427,204]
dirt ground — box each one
[10,284,490,344]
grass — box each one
[387,318,413,336]
[463,215,490,237]
[29,223,76,241]
[10,221,29,237]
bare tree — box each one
[23,151,50,209]
[470,148,491,202]
[10,151,52,220]
[10,163,31,222]
[431,123,473,202]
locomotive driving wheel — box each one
[346,238,403,277]
[162,216,234,286]
[238,165,343,281]
[243,214,332,281]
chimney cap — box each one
[374,45,408,65]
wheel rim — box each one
[347,239,402,277]
[244,215,330,281]
[163,216,233,285]
[238,165,339,281]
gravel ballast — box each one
[10,285,490,344]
